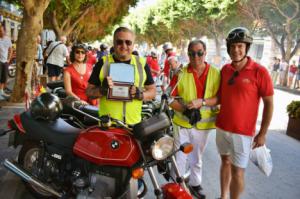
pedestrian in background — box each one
[45,36,70,81]
[279,60,288,86]
[288,60,297,88]
[294,62,300,89]
[0,22,12,100]
[42,40,52,75]
[35,35,43,76]
[162,42,176,89]
[168,55,182,81]
[270,57,280,85]
[97,43,108,61]
[146,50,160,82]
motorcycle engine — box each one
[75,173,116,199]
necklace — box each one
[74,63,86,79]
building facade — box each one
[0,1,22,42]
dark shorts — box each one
[47,63,62,77]
[0,62,8,84]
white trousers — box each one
[175,127,210,186]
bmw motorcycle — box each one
[2,93,192,199]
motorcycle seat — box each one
[80,105,99,118]
[20,111,81,148]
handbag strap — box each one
[47,42,63,58]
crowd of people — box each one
[270,57,300,89]
[0,22,287,199]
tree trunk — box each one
[214,36,222,57]
[10,0,50,103]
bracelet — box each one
[136,91,144,100]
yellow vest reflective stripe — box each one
[99,54,146,125]
[173,65,221,130]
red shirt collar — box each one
[187,62,210,75]
[228,57,256,71]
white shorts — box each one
[216,128,252,168]
[288,72,295,78]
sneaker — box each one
[1,92,10,98]
[4,88,12,94]
[189,185,206,199]
[0,94,6,101]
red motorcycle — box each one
[3,93,192,199]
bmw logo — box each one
[111,140,120,149]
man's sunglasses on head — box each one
[228,32,251,40]
[227,71,239,85]
[116,39,133,46]
[188,50,204,58]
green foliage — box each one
[240,0,300,62]
[126,0,247,47]
[44,0,137,41]
[287,101,300,119]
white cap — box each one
[163,42,173,51]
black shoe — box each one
[189,185,206,199]
[4,88,12,94]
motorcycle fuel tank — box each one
[73,126,141,167]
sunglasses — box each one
[115,39,133,46]
[188,50,204,58]
[227,71,239,85]
[75,50,86,54]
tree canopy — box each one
[43,0,138,41]
[239,0,300,62]
[126,0,250,55]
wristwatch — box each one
[202,99,207,106]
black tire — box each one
[18,141,55,199]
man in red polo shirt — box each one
[162,42,176,90]
[146,50,160,81]
[169,40,221,199]
[210,27,273,199]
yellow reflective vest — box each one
[98,54,146,125]
[173,65,220,130]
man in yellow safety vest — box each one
[86,26,156,125]
[169,39,221,199]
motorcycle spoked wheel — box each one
[18,141,57,199]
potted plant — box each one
[286,101,300,140]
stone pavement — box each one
[0,89,299,199]
[142,129,300,199]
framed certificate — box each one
[107,63,135,101]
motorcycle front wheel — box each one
[18,141,54,199]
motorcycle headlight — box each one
[151,135,174,160]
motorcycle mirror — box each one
[180,143,193,154]
[131,167,144,179]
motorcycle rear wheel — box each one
[18,141,55,199]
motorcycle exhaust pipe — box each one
[4,159,62,198]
